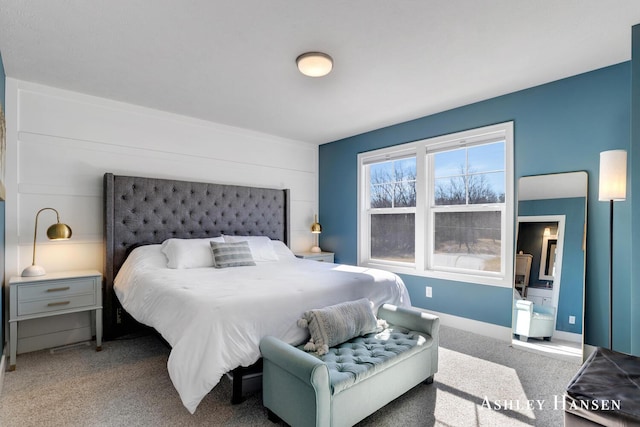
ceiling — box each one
[2,1,640,145]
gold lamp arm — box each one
[31,208,58,266]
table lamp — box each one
[21,207,73,277]
[310,214,322,253]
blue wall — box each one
[630,24,640,357]
[319,62,634,353]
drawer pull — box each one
[46,287,71,292]
[47,301,71,307]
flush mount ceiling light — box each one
[296,52,333,77]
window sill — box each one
[359,261,512,288]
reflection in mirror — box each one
[540,233,558,280]
[516,217,564,309]
[512,171,587,363]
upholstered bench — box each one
[260,303,439,427]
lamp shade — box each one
[47,222,73,240]
[296,52,333,77]
[599,150,627,201]
[311,214,322,234]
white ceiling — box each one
[2,1,640,144]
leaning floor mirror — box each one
[512,171,587,363]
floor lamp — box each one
[598,150,627,350]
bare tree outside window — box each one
[432,142,505,272]
[371,213,415,262]
[370,158,416,208]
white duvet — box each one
[114,244,410,413]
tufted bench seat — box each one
[260,304,439,427]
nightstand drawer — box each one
[17,279,95,301]
[295,252,335,263]
[18,293,97,316]
[310,254,334,262]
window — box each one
[368,157,416,263]
[430,141,505,274]
[358,122,514,287]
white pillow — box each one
[271,240,296,260]
[161,237,224,269]
[222,235,279,262]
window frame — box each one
[359,147,419,268]
[357,122,514,288]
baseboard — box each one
[414,308,512,342]
[415,307,585,349]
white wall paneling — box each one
[5,79,319,352]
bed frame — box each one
[103,173,290,401]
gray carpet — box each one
[0,326,580,426]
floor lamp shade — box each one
[599,150,627,201]
[21,207,73,277]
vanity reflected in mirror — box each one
[512,171,587,362]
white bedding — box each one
[114,244,411,413]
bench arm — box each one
[260,335,330,389]
[260,336,332,426]
[377,304,440,339]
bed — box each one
[103,173,411,414]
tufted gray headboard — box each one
[103,173,290,338]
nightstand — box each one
[295,251,335,263]
[9,269,103,371]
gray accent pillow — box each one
[210,241,256,268]
[298,298,378,355]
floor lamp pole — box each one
[599,148,626,352]
[608,199,613,351]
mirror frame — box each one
[539,233,558,281]
[513,171,587,362]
